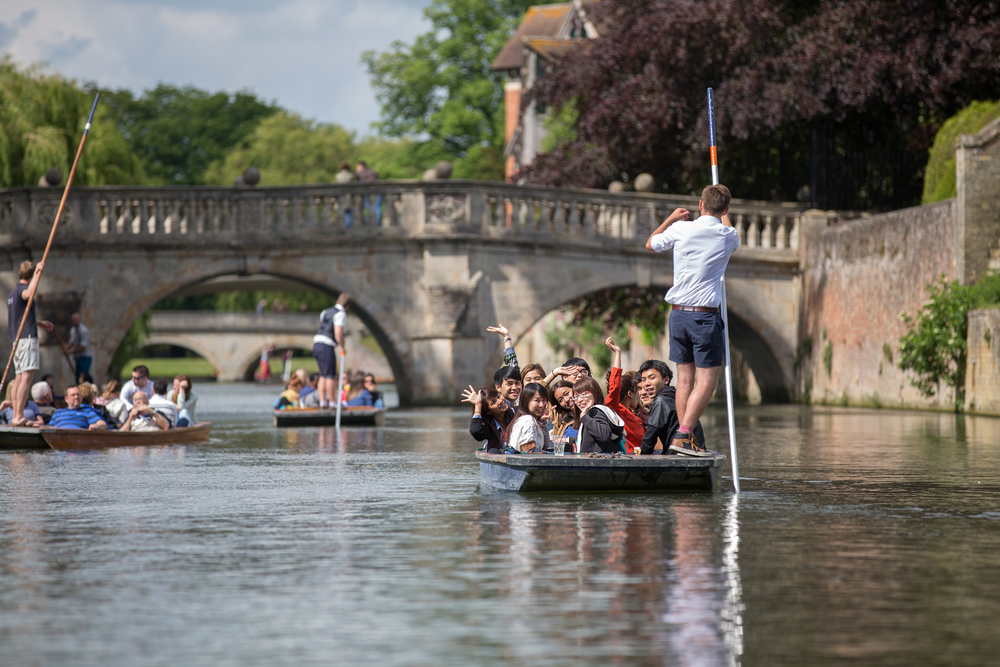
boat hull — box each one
[0,426,50,450]
[477,450,724,493]
[42,422,213,451]
[273,407,385,427]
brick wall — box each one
[800,200,958,409]
[965,309,1000,414]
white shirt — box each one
[313,304,347,347]
[69,323,93,358]
[148,394,178,428]
[508,415,551,453]
[121,378,155,410]
[650,215,740,308]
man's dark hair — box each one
[493,365,521,387]
[132,365,149,378]
[357,160,368,168]
[563,357,592,375]
[638,359,673,383]
[153,379,168,396]
[310,373,320,382]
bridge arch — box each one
[97,260,413,403]
[510,278,792,402]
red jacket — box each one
[605,367,645,454]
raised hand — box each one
[486,324,509,339]
[461,385,482,407]
[605,336,620,354]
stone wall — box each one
[800,201,959,409]
[965,309,1000,415]
[956,117,1000,283]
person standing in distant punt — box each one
[312,293,349,408]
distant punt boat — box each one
[476,450,725,493]
[42,422,213,451]
[273,407,386,427]
[0,426,50,450]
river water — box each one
[2,383,1000,666]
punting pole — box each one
[707,87,740,493]
[0,94,100,398]
[335,348,346,429]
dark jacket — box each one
[470,407,514,452]
[639,386,705,455]
[579,406,626,454]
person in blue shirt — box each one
[346,373,385,408]
[49,385,108,430]
[0,397,43,426]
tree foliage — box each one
[362,0,535,180]
[98,83,279,185]
[0,57,146,188]
[898,274,1000,411]
[522,0,1000,197]
[922,100,1000,204]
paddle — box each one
[0,94,100,399]
[707,87,741,493]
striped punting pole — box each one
[707,87,719,185]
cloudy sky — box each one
[0,0,432,134]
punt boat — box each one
[273,406,386,427]
[0,426,50,450]
[476,450,725,493]
[41,422,213,451]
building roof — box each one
[522,37,581,62]
[491,4,573,72]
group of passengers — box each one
[1,364,198,431]
[464,184,740,458]
[463,326,706,457]
[274,367,385,410]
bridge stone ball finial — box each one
[41,168,63,187]
[243,167,261,187]
[434,161,453,179]
[608,181,626,192]
[422,168,438,181]
[634,173,655,192]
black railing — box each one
[810,124,924,212]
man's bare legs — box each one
[674,363,721,429]
[318,377,336,406]
[11,370,33,424]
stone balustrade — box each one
[0,181,806,254]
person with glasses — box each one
[120,364,154,411]
[463,385,514,453]
[346,372,385,408]
[572,376,626,454]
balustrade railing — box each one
[0,181,806,255]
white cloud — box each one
[0,0,431,133]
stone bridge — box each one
[146,310,394,382]
[0,180,806,404]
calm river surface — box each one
[3,383,1000,666]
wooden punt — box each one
[0,426,51,450]
[41,422,213,451]
[477,450,725,493]
[273,407,386,427]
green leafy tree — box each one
[361,0,534,180]
[98,83,279,184]
[0,57,146,187]
[922,100,1000,204]
[898,277,976,411]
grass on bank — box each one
[124,357,318,380]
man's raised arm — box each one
[645,208,690,251]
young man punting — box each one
[6,260,55,426]
[645,184,739,457]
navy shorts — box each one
[668,310,725,368]
[313,343,337,378]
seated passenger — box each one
[493,365,522,409]
[548,379,579,450]
[49,385,108,430]
[638,359,705,456]
[604,337,646,454]
[121,391,169,432]
[148,380,178,428]
[573,377,625,454]
[31,381,56,424]
[275,375,304,409]
[297,370,317,402]
[0,396,43,426]
[79,382,116,429]
[300,374,322,408]
[343,371,367,405]
[166,374,197,427]
[347,373,386,408]
[95,380,128,427]
[462,385,514,453]
[506,383,552,454]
